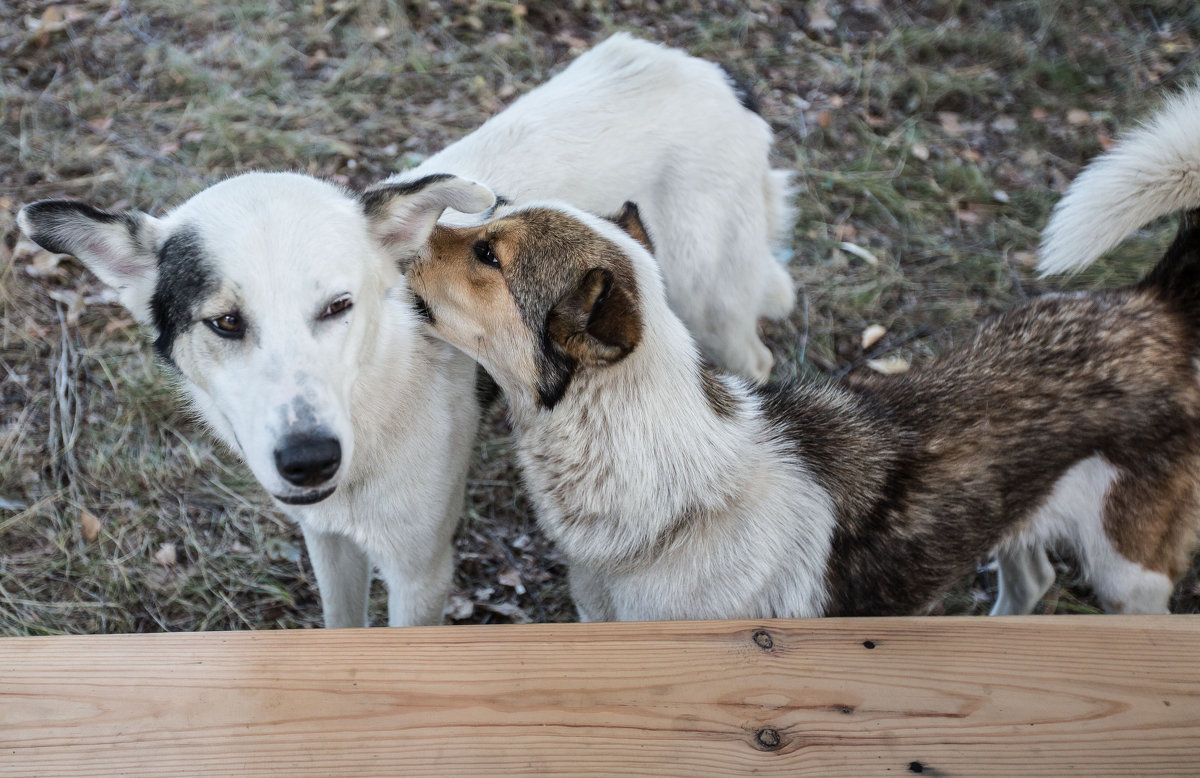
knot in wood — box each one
[755,727,781,750]
[752,630,773,650]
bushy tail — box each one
[1038,83,1200,275]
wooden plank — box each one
[1,616,1198,776]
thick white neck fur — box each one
[509,208,837,620]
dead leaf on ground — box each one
[80,508,101,541]
[445,594,475,620]
[806,1,836,33]
[1066,108,1091,126]
[497,567,526,595]
[153,542,177,567]
[937,111,962,136]
[867,356,910,375]
[861,324,887,350]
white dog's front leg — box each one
[300,521,372,628]
[568,564,615,623]
[373,538,455,627]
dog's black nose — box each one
[274,435,342,487]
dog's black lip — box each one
[275,485,337,505]
[411,291,434,324]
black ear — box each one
[17,199,160,323]
[608,201,654,254]
[360,174,495,264]
[547,267,642,367]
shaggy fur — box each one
[406,181,1200,620]
[1039,82,1200,274]
[385,32,796,382]
[16,33,794,627]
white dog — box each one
[404,172,1200,620]
[17,33,795,627]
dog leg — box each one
[990,544,1055,615]
[1090,561,1174,614]
[568,564,614,623]
[373,539,455,627]
[300,522,371,628]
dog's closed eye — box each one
[473,240,500,268]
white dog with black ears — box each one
[16,33,795,628]
[402,117,1200,619]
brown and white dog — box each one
[393,83,1200,618]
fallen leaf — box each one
[445,594,475,620]
[24,248,66,280]
[937,111,962,136]
[867,356,910,375]
[806,1,836,33]
[839,241,878,266]
[497,568,526,595]
[1012,250,1038,268]
[87,116,113,133]
[956,208,984,226]
[47,288,85,326]
[861,324,887,350]
[80,508,101,541]
[1030,106,1049,120]
[1066,108,1091,126]
[990,116,1018,133]
[153,542,177,566]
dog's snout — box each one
[274,434,342,487]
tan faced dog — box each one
[401,162,1200,619]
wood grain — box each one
[2,616,1199,776]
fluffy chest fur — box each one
[515,359,839,622]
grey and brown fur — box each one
[402,173,1200,620]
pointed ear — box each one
[360,174,496,264]
[608,201,654,254]
[17,200,160,323]
[547,267,642,366]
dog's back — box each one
[807,86,1200,615]
[396,33,795,381]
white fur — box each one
[395,33,796,382]
[1039,83,1200,274]
[19,173,491,628]
[994,455,1173,615]
[487,203,836,621]
[19,33,796,627]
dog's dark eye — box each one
[473,240,500,268]
[321,295,353,319]
[206,312,245,339]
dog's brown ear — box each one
[609,201,654,254]
[547,267,642,366]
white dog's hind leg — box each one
[990,544,1056,615]
[300,522,371,628]
[1087,555,1174,614]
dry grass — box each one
[2,0,1199,634]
